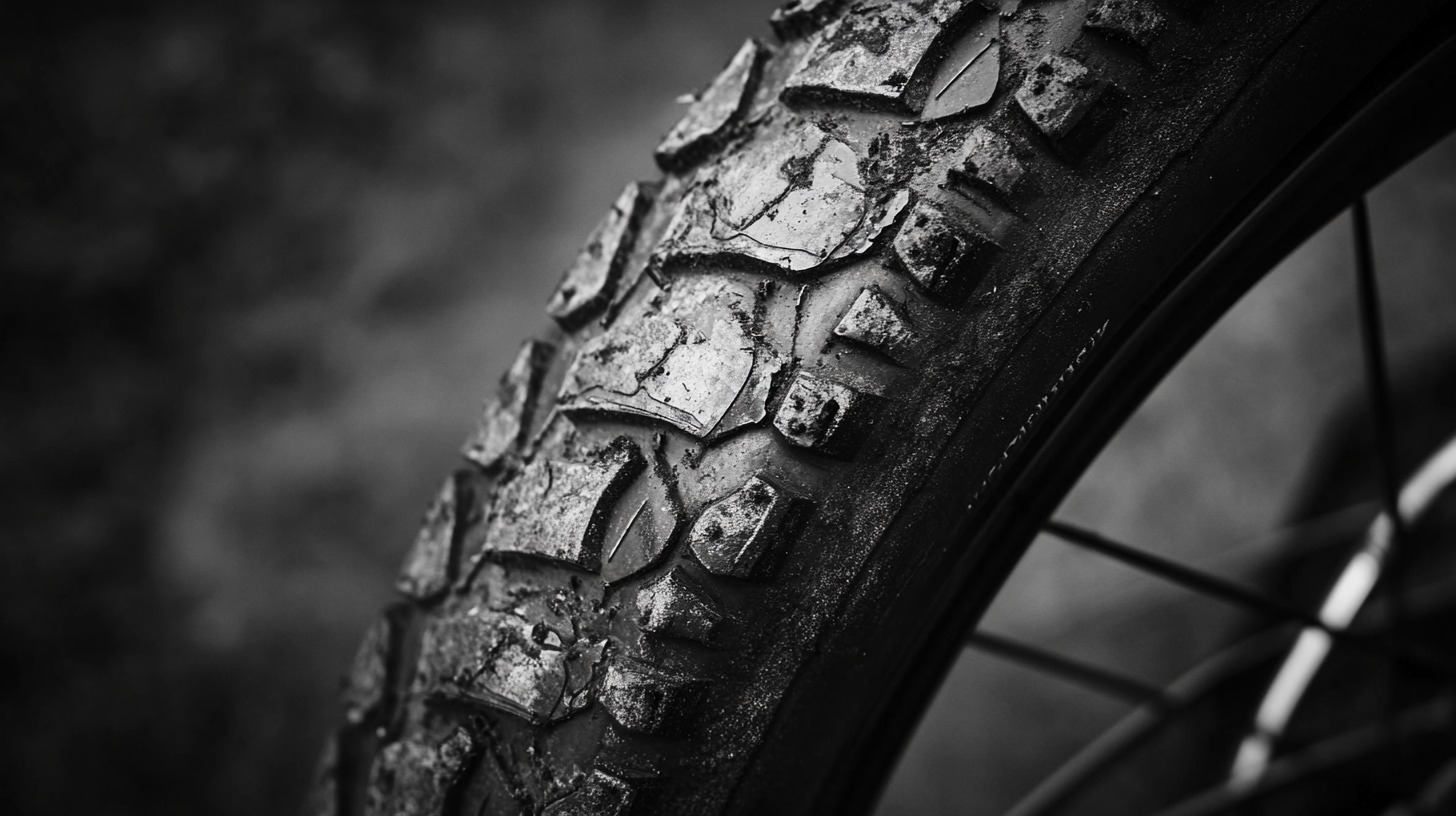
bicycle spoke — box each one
[1003,629,1292,816]
[1015,503,1374,651]
[1006,570,1456,816]
[965,630,1169,706]
[1149,698,1454,816]
[1042,520,1456,678]
[1352,196,1406,542]
[1351,194,1423,793]
[1203,500,1377,578]
[1043,520,1335,629]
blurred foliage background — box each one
[0,2,770,812]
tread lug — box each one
[546,182,657,330]
[602,459,687,584]
[342,610,402,725]
[889,198,989,296]
[832,286,918,364]
[948,125,1026,200]
[463,339,555,472]
[1014,54,1110,141]
[656,39,768,173]
[773,370,882,456]
[599,656,708,734]
[1085,0,1166,49]
[636,567,724,645]
[919,5,1001,120]
[397,473,474,600]
[688,473,809,579]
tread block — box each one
[396,473,473,600]
[559,277,776,440]
[602,461,687,584]
[781,0,974,112]
[688,473,808,579]
[919,4,1001,120]
[654,119,909,276]
[546,181,657,330]
[889,198,988,296]
[1085,0,1166,49]
[1014,54,1109,141]
[833,286,917,364]
[948,126,1025,200]
[365,727,479,816]
[462,339,554,472]
[543,769,636,816]
[599,656,708,734]
[769,0,845,40]
[342,611,401,725]
[636,567,724,645]
[415,568,608,724]
[475,440,644,572]
[773,371,881,456]
[656,39,768,173]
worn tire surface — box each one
[310,1,1456,814]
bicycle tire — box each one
[309,2,1456,814]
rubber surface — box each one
[308,2,1456,814]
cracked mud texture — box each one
[558,276,777,440]
[415,562,610,724]
[470,441,644,571]
[655,117,910,276]
[782,0,974,111]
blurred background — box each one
[4,1,1456,814]
[1,2,773,813]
